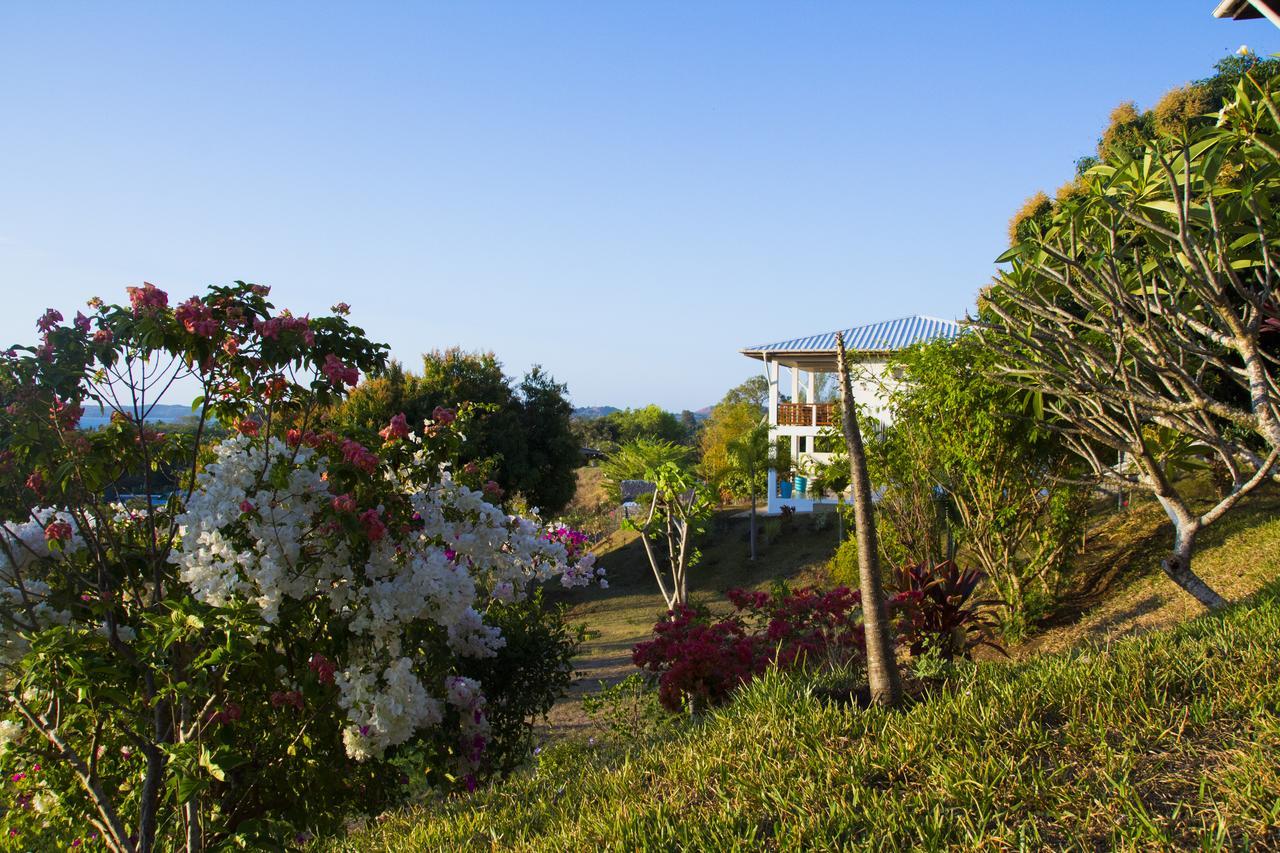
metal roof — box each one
[741,316,963,358]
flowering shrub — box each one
[0,282,602,851]
[632,585,866,712]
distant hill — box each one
[573,405,713,421]
[79,403,201,430]
[572,406,620,420]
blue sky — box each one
[1,2,1275,411]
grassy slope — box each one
[1015,483,1280,658]
[332,581,1280,850]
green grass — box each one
[327,582,1280,851]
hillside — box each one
[329,577,1280,850]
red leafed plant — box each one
[633,584,867,712]
[890,559,1003,661]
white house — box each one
[740,315,962,515]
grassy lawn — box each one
[329,577,1280,850]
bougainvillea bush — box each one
[632,585,866,713]
[0,282,602,851]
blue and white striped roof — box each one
[742,316,962,356]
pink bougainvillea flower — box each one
[331,493,356,513]
[175,297,217,337]
[309,653,337,685]
[126,282,168,315]
[36,309,63,334]
[237,419,260,438]
[431,406,456,426]
[340,439,378,473]
[322,353,359,387]
[482,480,505,502]
[25,472,44,495]
[73,311,91,333]
[331,302,351,315]
[359,508,386,541]
[239,500,255,514]
[378,412,410,442]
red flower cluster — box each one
[308,653,337,685]
[270,690,305,711]
[431,405,456,425]
[43,520,73,545]
[208,701,243,725]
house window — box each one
[798,436,807,453]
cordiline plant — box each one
[0,283,602,851]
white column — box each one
[767,358,779,426]
[766,468,778,514]
[806,369,815,404]
[790,364,800,406]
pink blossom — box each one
[239,500,255,514]
[432,406,456,425]
[270,690,304,711]
[93,328,114,345]
[331,493,356,513]
[378,412,410,442]
[222,336,240,356]
[237,419,260,437]
[175,298,217,337]
[73,312,91,333]
[359,508,387,541]
[308,653,337,685]
[332,302,351,315]
[340,439,378,473]
[126,282,168,315]
[482,480,505,502]
[25,472,44,495]
[36,309,63,334]
[322,354,359,387]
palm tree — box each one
[726,420,770,561]
[836,332,902,707]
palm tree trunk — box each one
[836,332,902,708]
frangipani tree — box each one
[982,68,1280,609]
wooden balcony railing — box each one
[776,402,835,427]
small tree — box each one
[614,454,711,612]
[836,333,902,707]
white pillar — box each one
[790,364,800,406]
[806,370,815,404]
[766,468,778,514]
[767,358,779,426]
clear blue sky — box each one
[1,2,1274,411]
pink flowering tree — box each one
[0,282,602,851]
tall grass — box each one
[329,583,1280,850]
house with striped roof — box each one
[740,315,963,515]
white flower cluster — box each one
[0,508,82,667]
[171,434,602,761]
[336,657,441,762]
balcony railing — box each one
[776,402,835,427]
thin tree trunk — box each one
[1160,518,1227,610]
[836,333,902,707]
